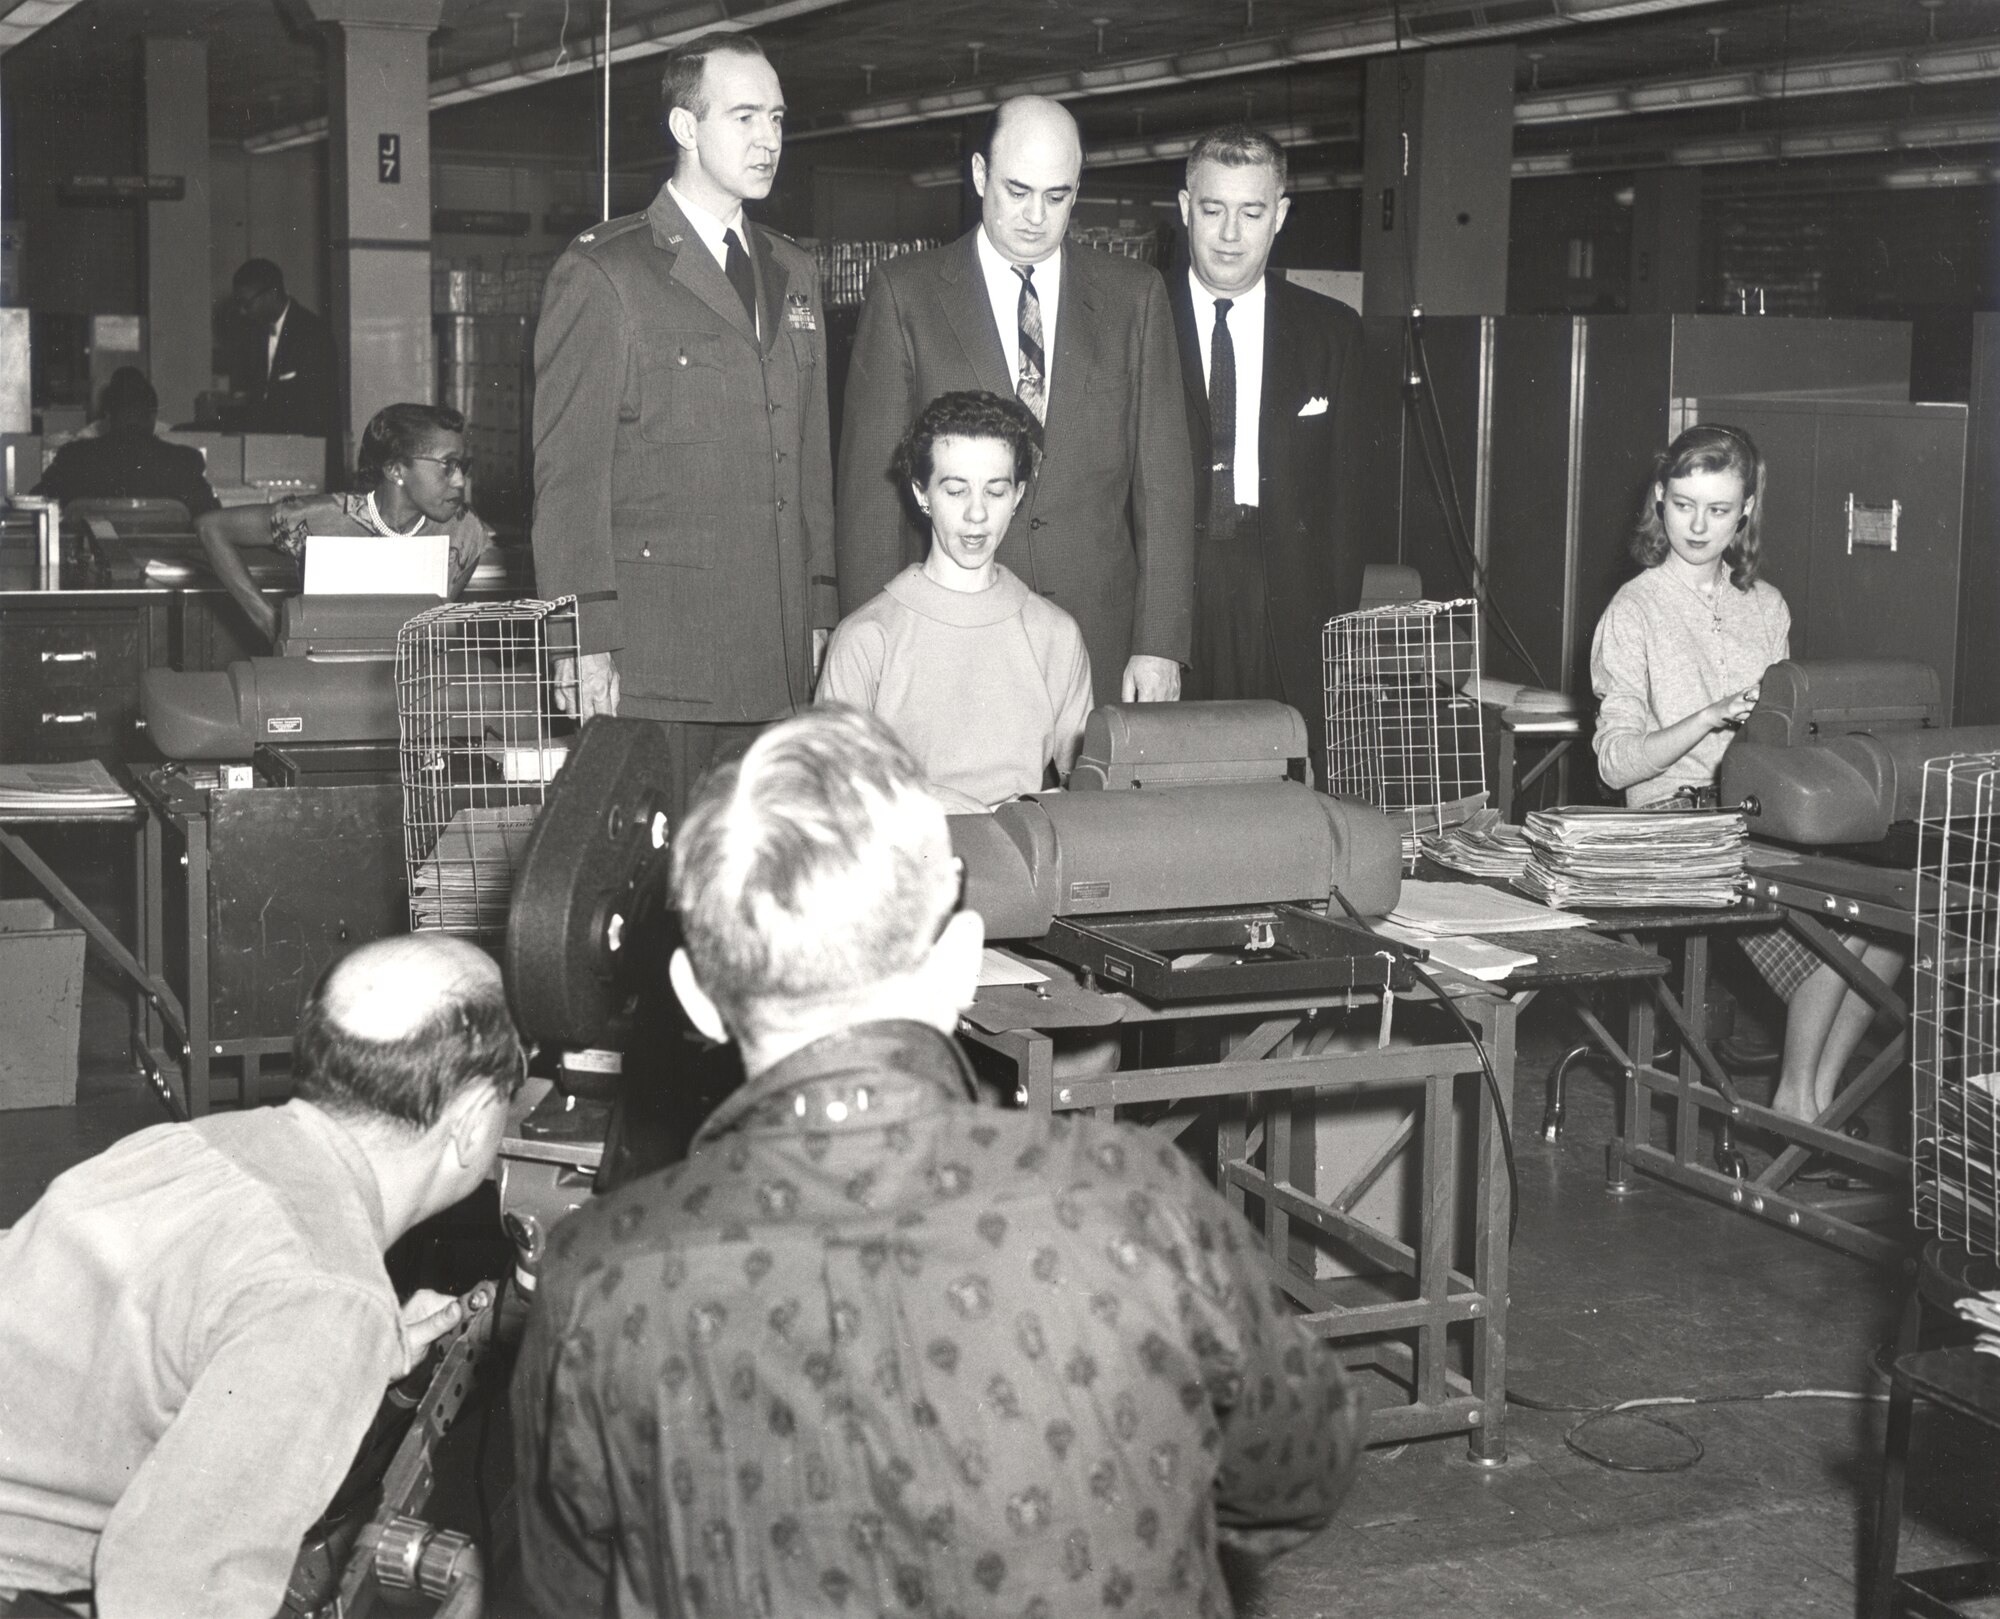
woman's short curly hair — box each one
[1631,422,1767,590]
[891,390,1044,493]
[355,402,466,492]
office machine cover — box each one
[1721,659,2000,844]
[1071,700,1312,789]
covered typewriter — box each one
[1719,660,2000,845]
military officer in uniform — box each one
[531,30,835,820]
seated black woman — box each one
[815,390,1093,813]
[197,402,490,648]
[33,367,219,519]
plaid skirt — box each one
[1740,924,1839,1003]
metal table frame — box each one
[0,803,190,1117]
[1576,880,1911,1266]
[961,971,1517,1462]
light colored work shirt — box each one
[1187,269,1267,508]
[1590,563,1791,806]
[0,1101,407,1618]
[975,228,1063,398]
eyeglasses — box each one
[410,454,474,480]
[932,855,968,943]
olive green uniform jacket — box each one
[531,185,836,721]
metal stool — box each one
[1867,1241,2000,1618]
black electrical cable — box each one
[1405,322,1549,689]
[1505,1385,1888,1475]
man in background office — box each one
[230,258,337,438]
[531,30,835,823]
[1169,126,1366,745]
[33,366,218,517]
[837,95,1194,708]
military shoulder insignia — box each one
[785,292,817,331]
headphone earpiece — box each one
[1655,500,1665,521]
[1736,513,1747,533]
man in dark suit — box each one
[530,30,835,820]
[34,367,218,517]
[1169,126,1366,748]
[230,259,336,437]
[836,96,1193,707]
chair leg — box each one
[1865,1287,1927,1619]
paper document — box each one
[978,949,1048,988]
[1375,921,1537,982]
[1388,878,1590,936]
[0,759,135,816]
[303,533,449,597]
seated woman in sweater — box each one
[1591,423,1903,1134]
[817,390,1093,812]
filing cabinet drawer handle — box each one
[39,649,97,664]
[40,710,98,726]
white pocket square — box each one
[276,371,298,382]
[1298,396,1329,417]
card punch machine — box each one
[503,700,1414,1055]
[137,595,562,760]
[1719,659,2000,846]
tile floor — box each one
[5,973,1996,1618]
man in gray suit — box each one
[835,96,1194,706]
[531,31,835,817]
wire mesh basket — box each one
[1323,598,1488,848]
[396,597,579,943]
[1913,750,2000,1257]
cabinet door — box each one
[0,608,145,762]
[1803,410,1968,714]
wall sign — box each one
[378,134,401,184]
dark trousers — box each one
[1187,501,1282,704]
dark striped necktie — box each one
[1014,264,1047,423]
[1209,296,1236,520]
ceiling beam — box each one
[243,0,866,153]
[1516,109,2000,176]
[1518,35,2000,124]
[784,0,1734,141]
[0,0,84,54]
[909,114,1362,187]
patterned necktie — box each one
[1209,297,1236,517]
[1014,264,1047,423]
[724,229,758,331]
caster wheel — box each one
[1716,1146,1749,1180]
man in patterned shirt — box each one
[511,706,1364,1616]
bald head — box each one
[974,96,1082,266]
[296,935,523,1131]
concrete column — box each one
[1628,167,1702,314]
[309,0,442,464]
[144,36,211,426]
[1361,46,1515,316]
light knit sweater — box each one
[1590,564,1791,806]
[817,563,1094,807]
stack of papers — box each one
[1516,806,1747,909]
[1955,1286,2000,1360]
[0,760,135,817]
[1386,879,1591,937]
[409,804,539,934]
[1425,809,1532,880]
[1373,922,1540,983]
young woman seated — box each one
[197,403,491,647]
[817,390,1093,812]
[1591,423,1903,1132]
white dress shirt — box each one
[668,180,757,336]
[1187,270,1266,509]
[975,228,1063,399]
